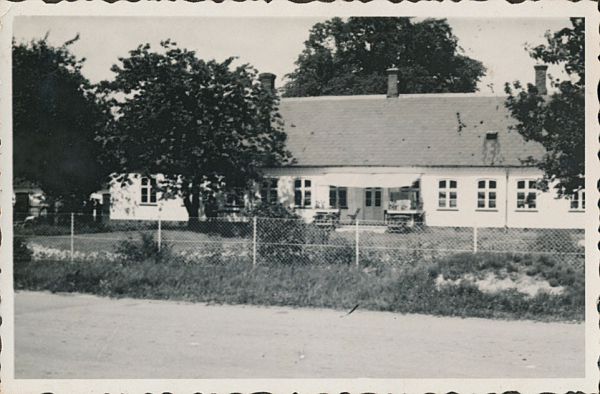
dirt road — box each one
[14,291,584,378]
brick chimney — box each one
[386,67,399,98]
[534,64,548,95]
[258,72,276,95]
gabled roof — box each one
[278,94,545,167]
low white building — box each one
[109,67,585,229]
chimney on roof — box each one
[534,64,548,95]
[386,67,399,98]
[258,72,276,95]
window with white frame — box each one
[477,179,497,209]
[438,179,457,209]
[140,177,157,204]
[260,178,278,203]
[516,180,537,210]
[365,188,382,208]
[570,189,585,211]
[294,179,312,208]
[329,186,348,209]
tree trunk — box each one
[183,184,201,227]
[204,195,219,219]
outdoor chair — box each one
[347,208,360,224]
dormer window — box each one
[485,132,498,141]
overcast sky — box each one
[13,16,573,94]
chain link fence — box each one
[13,213,585,269]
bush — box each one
[14,223,71,236]
[305,236,355,265]
[114,231,173,263]
[190,220,252,238]
[243,201,299,219]
[14,237,32,262]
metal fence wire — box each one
[13,213,585,269]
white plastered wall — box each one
[265,166,585,229]
[109,174,188,221]
[109,168,585,229]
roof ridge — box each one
[281,92,507,102]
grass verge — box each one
[14,251,584,322]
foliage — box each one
[243,201,300,219]
[191,220,252,238]
[433,252,580,286]
[14,237,32,262]
[283,17,486,97]
[505,18,584,195]
[13,216,110,236]
[256,217,309,265]
[114,231,173,262]
[15,253,583,321]
[12,36,109,211]
[98,40,290,221]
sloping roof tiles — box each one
[278,94,545,167]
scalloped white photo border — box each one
[0,1,597,393]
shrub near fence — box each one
[13,213,585,320]
[13,213,585,270]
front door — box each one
[363,187,384,222]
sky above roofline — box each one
[13,16,573,95]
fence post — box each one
[252,216,257,267]
[157,215,162,252]
[70,212,74,262]
[473,225,478,253]
[355,219,360,267]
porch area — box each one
[308,173,424,230]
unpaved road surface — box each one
[15,291,584,378]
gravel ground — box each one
[15,291,584,379]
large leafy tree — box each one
[13,35,108,212]
[283,17,486,97]
[99,40,289,222]
[505,18,584,195]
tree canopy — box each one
[98,40,290,221]
[282,17,486,97]
[505,18,584,195]
[13,35,108,211]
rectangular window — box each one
[477,179,497,209]
[570,189,585,211]
[294,179,312,208]
[141,177,157,204]
[438,179,457,209]
[365,188,382,208]
[516,179,537,210]
[329,186,348,209]
[260,178,278,203]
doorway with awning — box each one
[315,173,423,222]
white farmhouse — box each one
[109,66,584,229]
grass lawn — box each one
[18,226,584,271]
[20,230,251,255]
[14,223,584,321]
[13,247,584,322]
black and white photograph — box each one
[0,2,597,393]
